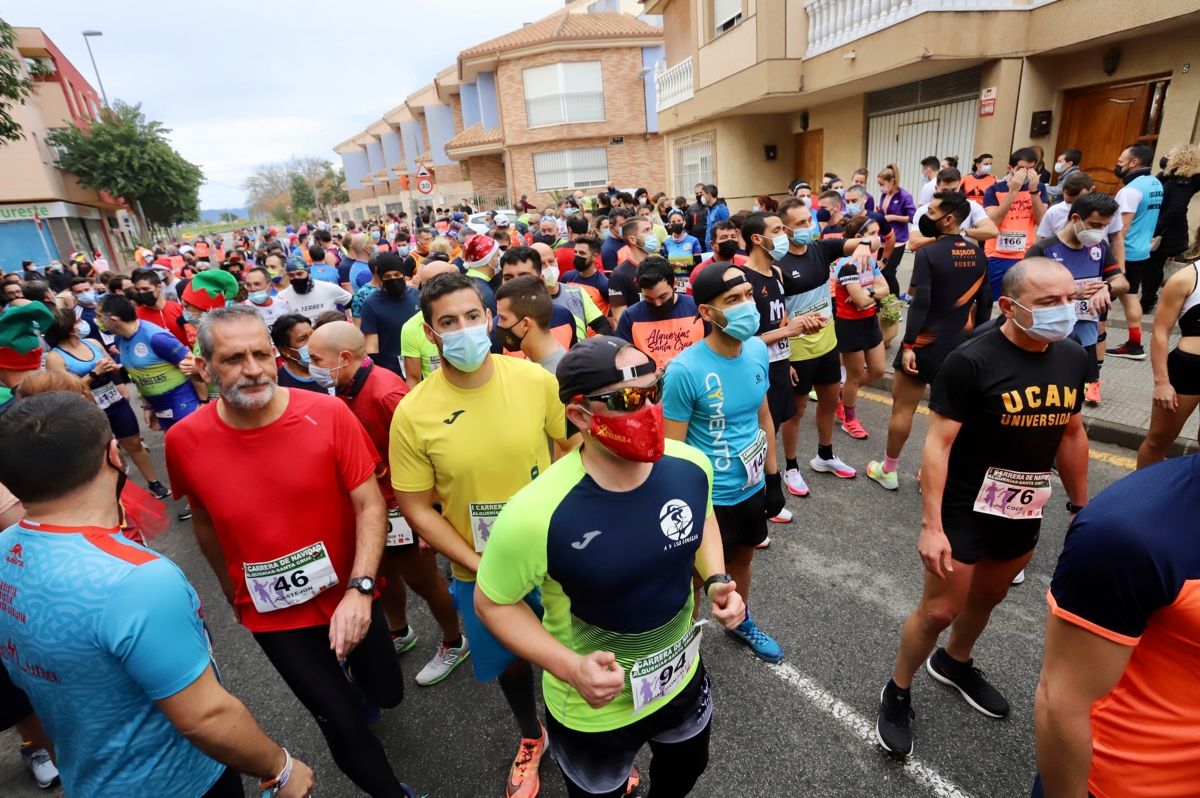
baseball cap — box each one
[690,262,749,307]
[494,213,511,228]
[555,336,656,405]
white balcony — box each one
[805,0,1060,59]
[655,57,694,112]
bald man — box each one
[877,256,1090,757]
[401,260,459,389]
[307,322,468,684]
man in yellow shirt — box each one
[390,271,568,798]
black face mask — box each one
[917,214,942,238]
[1113,165,1125,180]
[667,224,684,235]
[1159,155,1169,170]
[695,193,703,201]
[291,277,312,294]
[134,291,157,307]
[649,295,676,317]
[716,240,738,260]
[497,320,524,352]
[572,255,590,271]
[382,278,406,298]
[535,234,557,247]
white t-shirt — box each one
[911,199,989,238]
[1115,184,1144,216]
[278,281,351,322]
[244,296,292,329]
[1036,201,1124,240]
[917,177,938,207]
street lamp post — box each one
[81,30,109,109]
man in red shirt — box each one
[165,305,417,798]
[131,268,192,348]
[307,321,469,687]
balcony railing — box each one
[655,57,694,112]
[805,0,1059,58]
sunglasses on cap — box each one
[582,375,663,413]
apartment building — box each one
[333,0,668,221]
[0,28,131,272]
[645,0,1200,210]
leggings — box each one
[560,722,711,798]
[882,247,904,296]
[254,603,408,797]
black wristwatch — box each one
[347,576,376,595]
[1065,501,1086,515]
[702,573,733,596]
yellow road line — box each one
[858,388,1137,471]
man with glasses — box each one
[476,336,746,798]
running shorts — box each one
[942,508,1040,565]
[791,348,841,394]
[834,315,883,353]
[0,665,33,730]
[893,339,958,385]
[1168,347,1200,395]
[449,578,543,682]
[106,397,141,440]
[713,486,768,559]
[765,359,797,428]
[1124,259,1149,294]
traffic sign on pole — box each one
[415,164,434,195]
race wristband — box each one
[260,748,292,796]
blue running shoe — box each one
[728,612,784,663]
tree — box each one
[244,162,291,215]
[218,210,238,223]
[47,101,203,226]
[318,164,349,210]
[290,173,316,217]
[0,20,34,145]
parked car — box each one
[467,209,518,235]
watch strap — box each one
[702,573,732,595]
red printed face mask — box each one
[587,401,665,463]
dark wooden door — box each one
[794,130,824,187]
[1055,83,1152,196]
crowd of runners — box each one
[0,141,1197,798]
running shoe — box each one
[808,388,818,402]
[415,636,471,686]
[507,726,548,798]
[811,455,856,479]
[1107,342,1145,360]
[865,460,898,491]
[1084,381,1102,405]
[835,401,846,423]
[20,744,59,789]
[756,536,771,549]
[392,627,418,655]
[177,505,192,521]
[842,419,869,439]
[728,612,784,663]
[1011,569,1026,586]
[875,684,914,758]
[784,467,810,497]
[626,765,641,795]
[925,648,1010,718]
[147,480,171,501]
[768,507,792,524]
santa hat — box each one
[0,302,54,371]
[181,270,239,311]
[463,235,499,269]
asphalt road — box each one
[0,386,1141,798]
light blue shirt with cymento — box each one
[662,336,770,506]
[0,521,224,797]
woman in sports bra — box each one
[1138,232,1200,467]
[42,307,170,498]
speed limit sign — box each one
[416,177,434,195]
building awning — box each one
[444,124,503,158]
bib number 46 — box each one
[273,570,310,593]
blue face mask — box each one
[846,203,863,216]
[75,290,96,306]
[397,245,411,257]
[790,226,816,247]
[292,344,311,368]
[248,289,270,305]
[641,233,660,253]
[1012,301,1075,343]
[763,233,789,261]
[712,299,761,342]
[436,323,491,372]
[601,229,612,241]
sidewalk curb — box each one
[870,372,1198,459]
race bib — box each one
[996,231,1027,253]
[468,502,505,553]
[630,621,705,714]
[386,507,415,547]
[767,338,790,362]
[1073,279,1101,322]
[155,407,174,419]
[788,297,832,341]
[739,429,768,489]
[92,382,121,410]
[243,542,339,613]
[973,468,1052,519]
[673,274,691,294]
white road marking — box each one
[765,660,976,798]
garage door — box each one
[866,68,980,196]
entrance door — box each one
[794,130,823,187]
[1055,80,1168,196]
[866,99,977,197]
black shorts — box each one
[766,358,797,427]
[1168,347,1200,395]
[893,340,956,385]
[546,665,712,797]
[0,665,33,730]
[943,507,1040,565]
[1125,259,1149,293]
[713,487,768,559]
[791,348,842,394]
[835,315,883,353]
[106,398,141,439]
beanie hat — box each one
[181,269,239,311]
[0,302,54,371]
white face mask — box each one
[543,266,559,287]
[1054,161,1067,174]
[979,164,992,175]
[1075,223,1107,248]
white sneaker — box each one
[784,468,810,497]
[415,636,471,686]
[769,507,793,524]
[811,455,857,479]
[392,626,418,655]
[756,536,771,549]
[21,745,59,789]
[1011,569,1026,585]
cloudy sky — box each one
[19,0,566,209]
